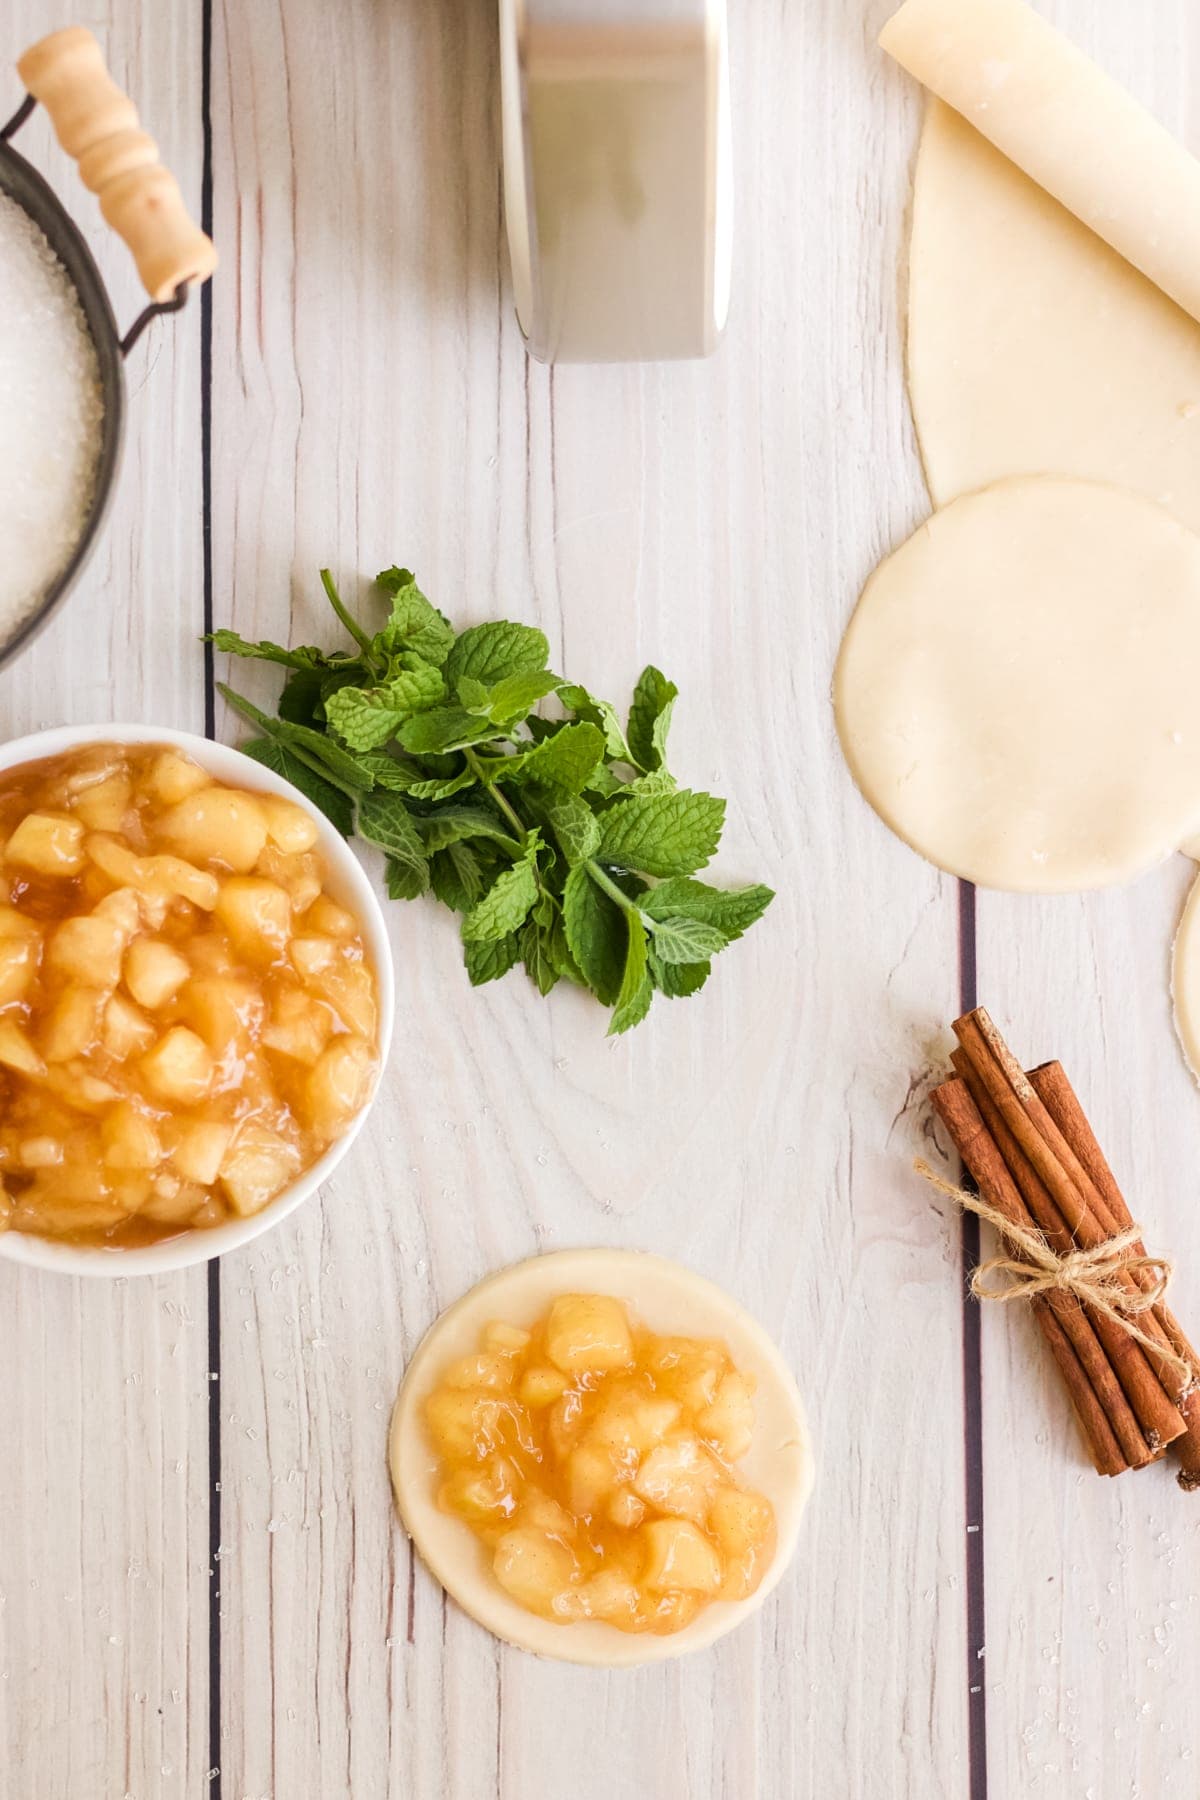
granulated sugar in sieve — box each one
[0,187,104,648]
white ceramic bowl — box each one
[0,722,395,1277]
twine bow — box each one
[914,1158,1191,1391]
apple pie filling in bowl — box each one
[0,724,393,1275]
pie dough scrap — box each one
[908,102,1200,538]
[835,476,1200,892]
[881,0,1200,328]
[389,1247,812,1667]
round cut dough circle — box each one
[835,476,1200,892]
[1173,873,1200,1084]
[908,102,1200,538]
[389,1247,813,1667]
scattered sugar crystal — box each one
[0,188,104,642]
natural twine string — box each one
[914,1158,1191,1391]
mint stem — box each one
[219,682,363,801]
[584,859,636,914]
[463,746,529,848]
[319,568,375,659]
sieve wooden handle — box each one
[17,26,217,302]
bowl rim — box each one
[0,721,395,1278]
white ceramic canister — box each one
[499,0,732,363]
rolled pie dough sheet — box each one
[1173,873,1200,1082]
[908,102,1200,539]
[881,0,1200,329]
[834,477,1200,893]
[388,1248,813,1667]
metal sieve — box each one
[0,27,216,670]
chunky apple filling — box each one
[0,742,378,1246]
[424,1293,776,1635]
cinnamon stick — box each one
[931,1076,1140,1474]
[1037,1304,1129,1480]
[1029,1061,1200,1490]
[949,1039,1186,1455]
[953,1012,1186,1394]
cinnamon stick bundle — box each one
[929,1009,1200,1487]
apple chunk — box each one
[218,1121,301,1216]
[0,1019,46,1076]
[141,1027,214,1105]
[633,1436,721,1523]
[544,1294,634,1377]
[124,938,190,1010]
[4,811,85,875]
[0,933,39,1005]
[492,1528,577,1617]
[159,787,268,873]
[214,877,292,960]
[639,1519,723,1595]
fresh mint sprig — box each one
[210,569,773,1034]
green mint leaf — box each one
[648,951,711,998]
[324,657,447,751]
[643,914,727,963]
[280,725,373,790]
[529,786,601,866]
[596,788,725,878]
[532,888,555,929]
[275,662,366,728]
[558,683,632,762]
[399,707,500,755]
[627,665,677,772]
[487,669,560,727]
[318,664,368,705]
[277,665,328,728]
[608,912,652,1035]
[462,842,541,942]
[621,768,677,798]
[417,804,523,857]
[520,919,560,996]
[456,676,492,713]
[515,722,605,794]
[386,855,428,900]
[546,913,586,986]
[208,631,330,670]
[239,739,353,836]
[561,864,626,1005]
[430,841,487,912]
[609,976,653,1034]
[219,685,373,791]
[356,791,429,894]
[640,879,775,942]
[446,621,549,689]
[375,571,456,666]
[384,654,447,712]
[324,688,406,751]
[376,565,416,592]
[464,933,521,986]
[524,716,562,745]
[356,752,475,801]
[584,764,627,800]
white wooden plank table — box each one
[1,2,1198,1796]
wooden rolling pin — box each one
[17,26,217,302]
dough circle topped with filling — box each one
[389,1248,812,1667]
